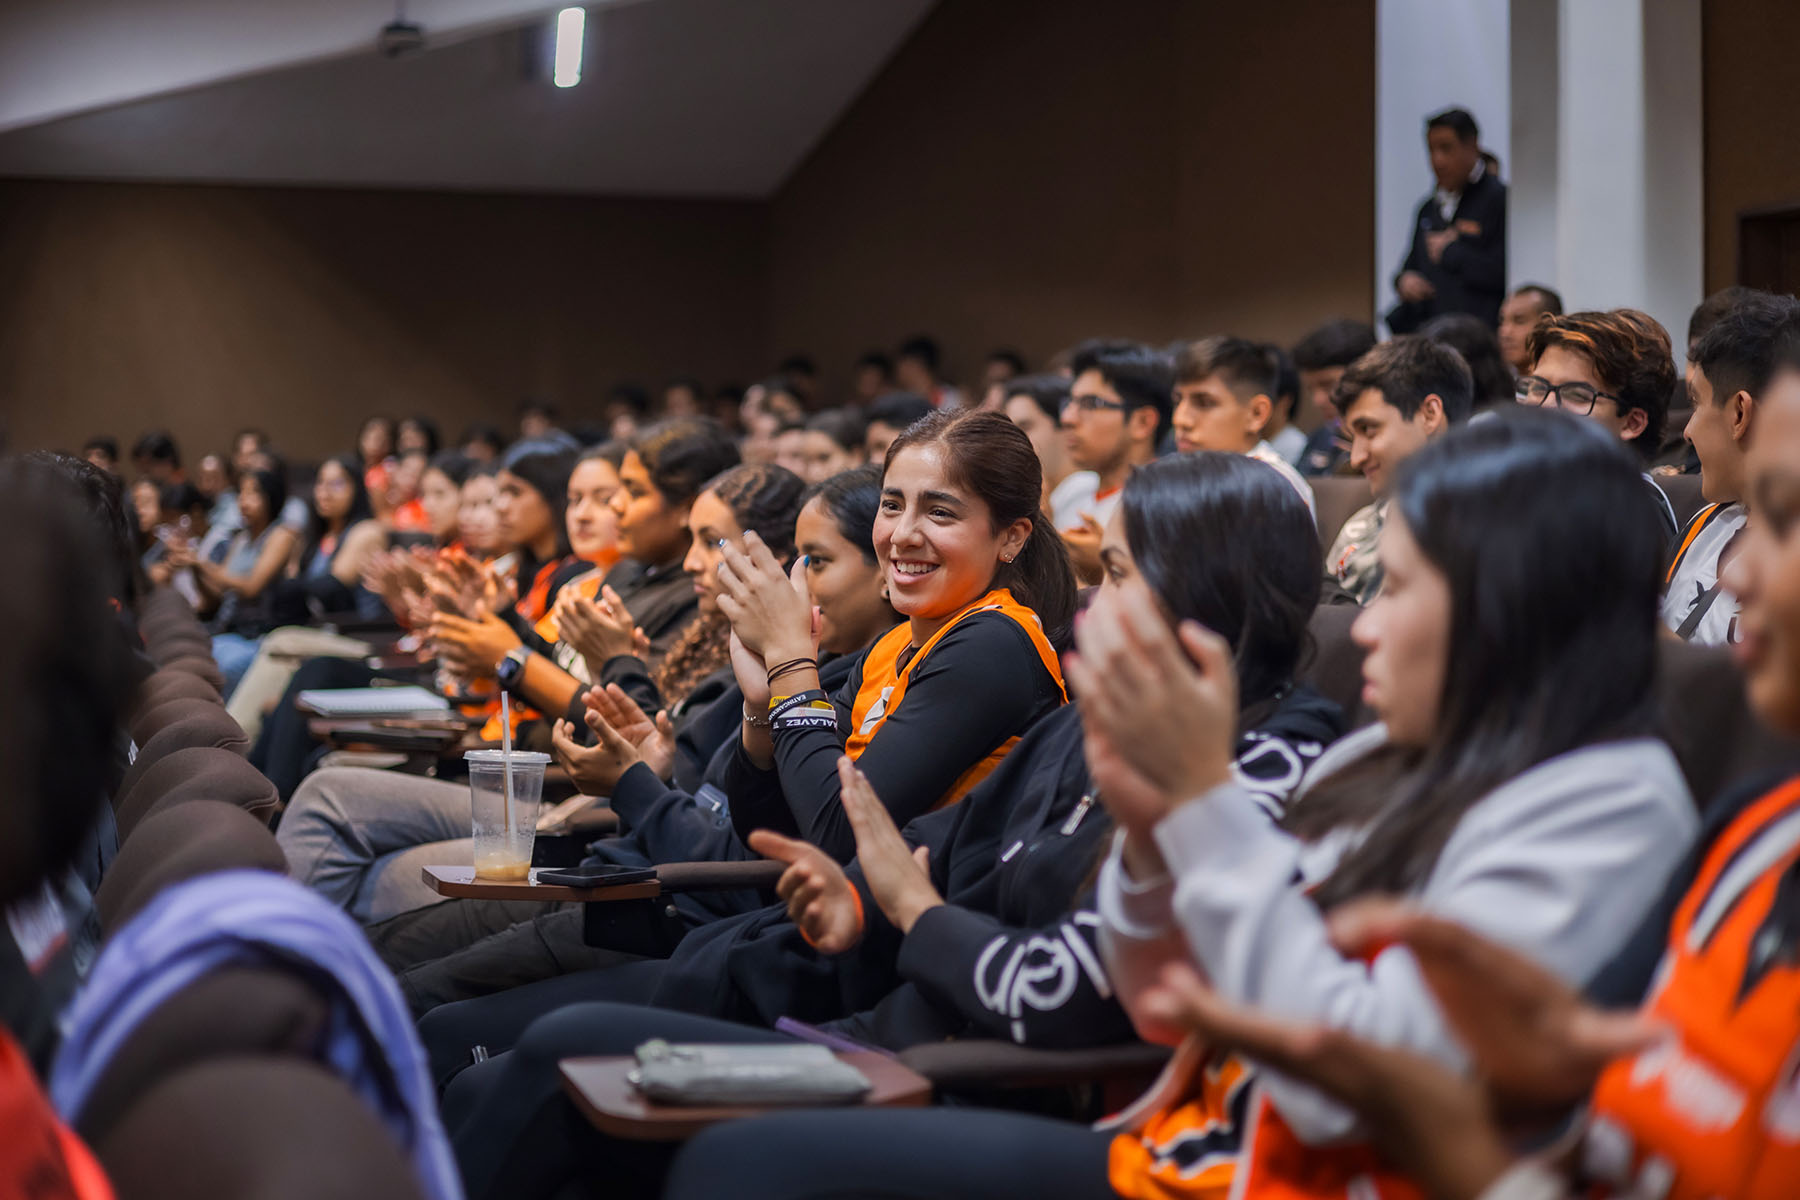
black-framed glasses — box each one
[1515,375,1616,416]
[1065,393,1126,414]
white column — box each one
[1548,0,1702,358]
[1506,0,1559,290]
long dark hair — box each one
[1122,454,1318,716]
[1305,408,1664,906]
[883,410,1078,645]
[241,466,288,531]
[498,438,578,562]
[655,462,806,705]
[301,454,373,568]
[800,465,883,565]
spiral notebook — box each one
[295,686,452,716]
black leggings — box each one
[441,999,791,1200]
[417,959,668,1087]
[662,1107,1116,1200]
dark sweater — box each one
[1385,169,1508,333]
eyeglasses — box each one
[1066,393,1126,414]
[1515,375,1617,417]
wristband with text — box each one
[770,689,836,733]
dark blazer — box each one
[1385,169,1507,333]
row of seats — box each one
[77,588,423,1200]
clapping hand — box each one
[1063,577,1237,838]
[583,683,677,781]
[1135,960,1516,1200]
[555,585,642,675]
[549,704,643,796]
[715,532,818,664]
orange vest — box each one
[842,588,1064,807]
[1585,776,1800,1200]
[1108,1049,1253,1200]
[476,556,576,740]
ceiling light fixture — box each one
[553,7,585,88]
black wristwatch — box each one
[495,647,529,695]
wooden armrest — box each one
[896,1040,1170,1090]
[652,860,784,893]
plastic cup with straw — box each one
[467,691,549,880]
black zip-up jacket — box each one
[649,687,1345,1051]
[1384,168,1507,332]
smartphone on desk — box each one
[534,865,657,888]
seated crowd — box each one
[10,298,1800,1200]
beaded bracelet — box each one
[765,657,818,687]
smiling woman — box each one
[717,409,1074,862]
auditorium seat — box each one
[1302,602,1371,728]
[159,653,227,693]
[129,696,248,750]
[71,967,327,1146]
[1656,638,1800,810]
[1309,475,1373,554]
[131,669,224,713]
[1652,472,1706,531]
[114,748,279,839]
[96,1059,427,1200]
[97,800,287,936]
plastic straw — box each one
[500,691,515,849]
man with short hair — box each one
[1386,107,1507,334]
[895,335,962,410]
[1263,347,1308,466]
[1518,308,1681,542]
[1496,283,1563,374]
[1292,319,1379,477]
[1663,291,1800,644]
[130,430,183,485]
[862,392,934,462]
[1169,336,1315,516]
[1327,335,1474,603]
[1055,342,1172,582]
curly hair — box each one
[1524,308,1675,459]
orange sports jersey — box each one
[1109,1049,1254,1200]
[842,587,1064,806]
[475,556,576,741]
[0,1031,113,1200]
[1585,776,1800,1200]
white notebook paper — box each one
[296,686,452,716]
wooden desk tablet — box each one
[420,865,661,903]
[557,1054,931,1141]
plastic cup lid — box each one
[463,749,552,765]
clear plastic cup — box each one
[465,749,552,880]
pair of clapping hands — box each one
[549,687,938,957]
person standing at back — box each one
[1386,108,1507,335]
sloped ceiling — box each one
[0,0,936,196]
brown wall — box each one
[767,0,1377,399]
[1,0,1377,457]
[0,182,767,459]
[1702,0,1800,291]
